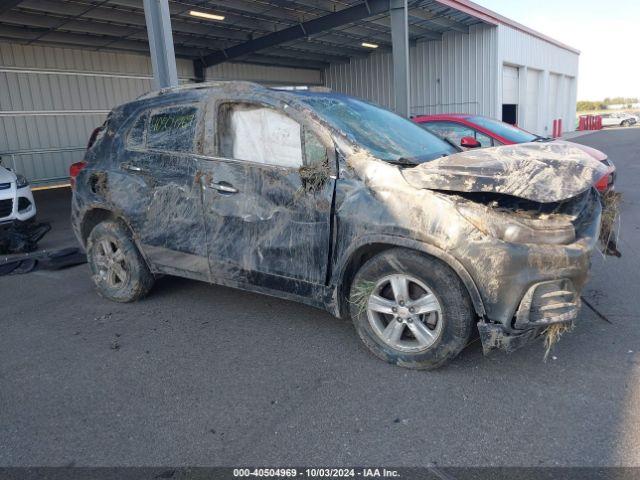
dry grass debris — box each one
[349,280,378,317]
[543,322,574,361]
[599,191,622,256]
[298,160,331,194]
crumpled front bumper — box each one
[467,193,601,355]
[477,278,580,354]
[477,322,541,354]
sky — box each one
[476,0,640,101]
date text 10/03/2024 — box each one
[232,468,400,478]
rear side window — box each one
[147,105,198,153]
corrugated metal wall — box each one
[0,42,193,185]
[325,23,580,136]
[497,25,579,136]
[205,62,323,86]
[324,24,499,118]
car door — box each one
[195,97,336,293]
[118,102,210,279]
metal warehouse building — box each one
[0,0,579,186]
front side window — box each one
[218,103,306,168]
[474,130,493,147]
[147,105,198,153]
[303,127,328,166]
[422,122,476,146]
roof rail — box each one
[136,80,266,100]
[271,85,332,92]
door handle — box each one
[120,162,148,173]
[208,181,238,194]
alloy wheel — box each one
[93,238,129,288]
[366,274,443,353]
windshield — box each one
[468,116,538,143]
[293,92,457,163]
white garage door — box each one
[502,65,519,104]
[524,68,541,133]
[548,73,561,121]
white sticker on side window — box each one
[230,107,302,168]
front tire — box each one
[622,120,631,127]
[349,248,475,370]
[86,220,154,302]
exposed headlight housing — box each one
[15,174,29,189]
[456,201,575,245]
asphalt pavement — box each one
[1,128,639,467]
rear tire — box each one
[349,248,475,370]
[86,220,154,302]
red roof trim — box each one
[435,0,581,55]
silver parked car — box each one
[601,112,636,127]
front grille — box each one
[514,279,579,329]
[0,182,10,190]
[0,198,13,218]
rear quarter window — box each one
[127,113,147,149]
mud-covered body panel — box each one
[71,82,603,351]
[333,150,602,326]
[72,82,338,309]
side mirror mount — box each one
[460,136,481,148]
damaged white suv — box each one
[0,164,36,225]
[71,82,608,370]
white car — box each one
[600,112,637,127]
[0,164,36,225]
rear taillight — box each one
[69,161,87,189]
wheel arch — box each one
[335,235,486,319]
[80,207,116,246]
[79,207,152,269]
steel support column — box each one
[143,0,178,89]
[390,0,410,117]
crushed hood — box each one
[401,142,609,203]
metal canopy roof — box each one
[0,0,490,70]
